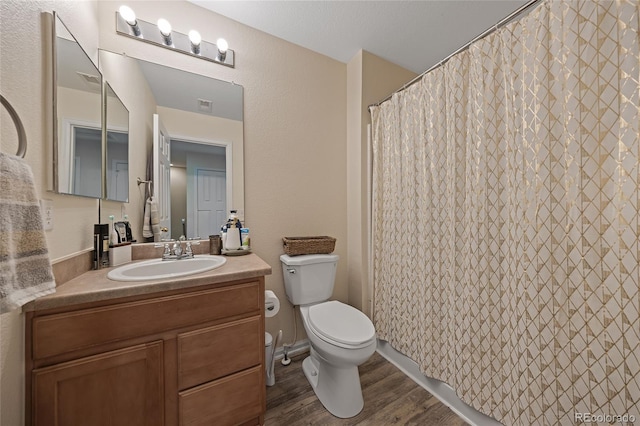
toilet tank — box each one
[280,254,338,305]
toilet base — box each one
[302,351,364,418]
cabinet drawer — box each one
[33,282,260,360]
[179,366,262,426]
[178,316,261,390]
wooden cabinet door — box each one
[33,341,164,426]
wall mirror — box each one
[52,12,103,198]
[99,50,244,241]
[105,83,129,202]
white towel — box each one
[0,153,55,313]
[142,197,161,241]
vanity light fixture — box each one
[157,18,173,46]
[188,30,201,55]
[115,6,235,68]
[118,5,140,36]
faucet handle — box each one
[185,241,193,256]
[154,243,171,255]
[173,241,183,257]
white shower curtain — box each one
[370,1,639,424]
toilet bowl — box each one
[280,254,377,418]
[299,301,377,418]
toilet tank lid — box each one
[280,254,339,266]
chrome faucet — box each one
[155,240,200,260]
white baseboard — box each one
[376,340,503,426]
[273,339,310,361]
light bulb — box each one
[216,38,228,53]
[157,18,173,45]
[188,30,202,46]
[157,18,172,36]
[189,30,202,54]
[119,5,136,25]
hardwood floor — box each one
[265,351,468,425]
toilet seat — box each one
[307,301,376,349]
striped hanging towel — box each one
[142,197,161,241]
[0,153,55,313]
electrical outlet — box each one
[41,199,53,231]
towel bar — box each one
[0,95,27,158]
[137,177,153,197]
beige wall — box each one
[346,51,416,314]
[0,1,416,424]
[1,2,101,424]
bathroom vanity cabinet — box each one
[24,255,270,426]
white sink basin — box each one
[107,255,227,282]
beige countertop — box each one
[26,253,272,312]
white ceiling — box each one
[188,0,531,74]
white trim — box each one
[367,124,374,316]
[273,339,310,361]
[51,247,94,264]
[376,340,503,426]
[61,118,100,194]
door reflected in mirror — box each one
[170,140,228,241]
[54,13,103,198]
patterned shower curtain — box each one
[370,1,639,425]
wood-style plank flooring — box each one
[266,351,468,425]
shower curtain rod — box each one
[369,0,543,110]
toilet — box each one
[280,254,377,418]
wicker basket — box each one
[282,236,336,256]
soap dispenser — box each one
[224,221,241,250]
